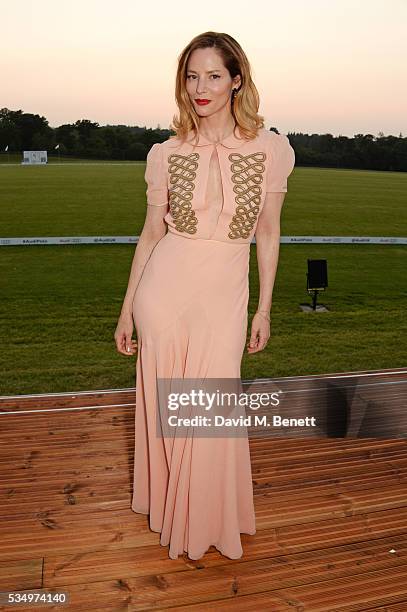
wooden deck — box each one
[0,368,406,610]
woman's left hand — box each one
[247,312,270,353]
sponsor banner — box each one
[0,236,138,246]
[280,236,407,244]
[0,236,406,246]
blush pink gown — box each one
[130,127,295,560]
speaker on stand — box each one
[300,259,329,312]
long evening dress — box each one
[131,126,295,560]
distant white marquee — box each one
[22,151,48,165]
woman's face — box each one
[185,47,241,118]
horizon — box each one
[4,110,404,139]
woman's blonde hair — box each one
[169,31,265,144]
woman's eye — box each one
[186,74,220,79]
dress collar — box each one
[185,124,249,149]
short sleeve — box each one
[144,142,168,206]
[266,133,295,193]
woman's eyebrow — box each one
[187,69,222,73]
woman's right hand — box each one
[114,312,138,356]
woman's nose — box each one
[196,81,208,93]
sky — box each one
[1,0,406,137]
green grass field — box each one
[0,162,406,395]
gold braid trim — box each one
[228,152,266,239]
[167,153,199,234]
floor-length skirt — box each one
[131,230,256,560]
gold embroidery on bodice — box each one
[228,152,266,239]
[167,153,199,234]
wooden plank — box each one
[2,560,407,611]
[42,534,406,589]
[0,559,43,591]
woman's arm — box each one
[120,205,168,317]
[247,191,286,354]
[115,141,169,356]
[255,191,286,315]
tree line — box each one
[1,107,406,171]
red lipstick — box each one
[196,99,211,105]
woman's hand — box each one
[247,312,270,354]
[114,312,138,356]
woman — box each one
[114,31,295,560]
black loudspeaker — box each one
[307,259,328,290]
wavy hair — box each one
[169,32,264,144]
